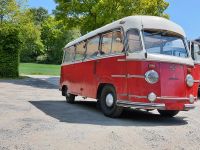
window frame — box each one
[85,35,101,59]
[111,29,124,54]
[101,31,113,55]
[142,29,189,58]
[63,46,76,64]
[63,27,125,63]
[126,28,143,53]
[75,41,87,61]
[99,28,125,56]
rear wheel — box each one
[158,110,179,117]
[100,85,123,118]
[63,86,75,104]
[66,93,75,104]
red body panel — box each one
[60,55,198,111]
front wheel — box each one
[157,110,179,117]
[100,85,123,118]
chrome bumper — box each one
[117,100,165,110]
[184,104,195,111]
[117,100,195,111]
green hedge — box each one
[0,24,21,78]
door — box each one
[95,30,127,100]
[126,29,146,101]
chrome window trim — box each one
[61,53,125,66]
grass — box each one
[19,63,60,76]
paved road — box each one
[0,77,200,150]
[26,75,60,86]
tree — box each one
[40,16,80,64]
[0,0,44,62]
[18,9,44,62]
[54,0,169,34]
[30,7,49,25]
[0,23,21,78]
[19,15,44,62]
[0,0,19,23]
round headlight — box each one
[186,74,194,87]
[147,92,157,102]
[145,70,159,84]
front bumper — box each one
[117,100,195,111]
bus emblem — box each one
[169,64,176,71]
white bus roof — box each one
[65,15,186,48]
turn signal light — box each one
[148,64,155,69]
[187,68,192,74]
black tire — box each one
[100,85,123,118]
[66,93,75,104]
[62,86,75,103]
[157,110,179,117]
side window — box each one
[86,36,100,58]
[112,30,123,53]
[127,29,142,52]
[64,46,75,63]
[75,41,86,61]
[101,32,113,55]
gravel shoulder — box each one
[0,77,200,150]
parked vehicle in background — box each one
[60,16,199,118]
[189,40,200,95]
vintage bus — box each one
[189,40,200,95]
[60,16,198,118]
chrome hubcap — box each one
[105,93,114,107]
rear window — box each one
[63,46,75,63]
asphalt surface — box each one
[0,76,200,150]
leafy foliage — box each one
[30,7,49,25]
[54,0,169,34]
[41,16,80,64]
[19,10,44,62]
[0,24,21,78]
[0,0,19,23]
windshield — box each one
[143,30,188,58]
[192,43,200,61]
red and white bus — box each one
[60,16,198,118]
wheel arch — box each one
[96,83,116,100]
